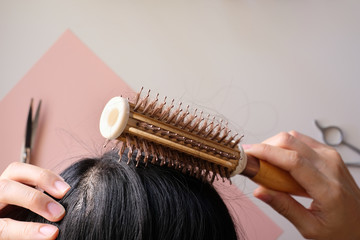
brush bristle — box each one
[133,88,243,148]
[116,133,229,182]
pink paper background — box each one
[0,30,282,239]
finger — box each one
[288,131,349,173]
[288,132,355,183]
[0,179,65,222]
[0,218,58,240]
[253,186,319,239]
[262,132,318,162]
[244,144,329,198]
[1,162,70,199]
[288,130,330,150]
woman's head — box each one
[12,151,238,240]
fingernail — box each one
[54,180,71,193]
[47,202,65,218]
[254,188,273,204]
[39,225,58,237]
[256,193,273,204]
[242,144,252,150]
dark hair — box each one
[9,151,238,240]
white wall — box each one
[1,1,360,239]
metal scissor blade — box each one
[25,99,33,149]
[31,99,42,148]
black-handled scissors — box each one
[315,120,360,167]
[21,99,41,164]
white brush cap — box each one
[230,145,248,177]
[99,96,130,139]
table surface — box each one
[1,1,360,239]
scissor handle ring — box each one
[315,120,344,147]
[322,126,344,147]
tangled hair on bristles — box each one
[117,136,233,183]
[7,151,239,240]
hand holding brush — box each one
[246,131,360,240]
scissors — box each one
[21,99,42,164]
[315,120,360,167]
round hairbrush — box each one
[100,89,307,196]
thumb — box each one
[253,186,318,237]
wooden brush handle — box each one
[245,155,308,197]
